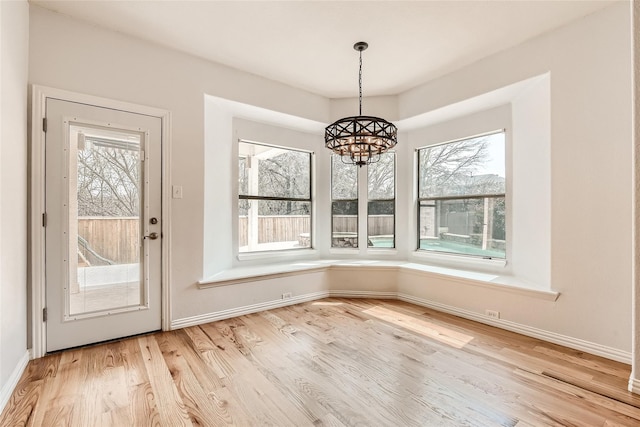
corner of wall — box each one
[0,0,29,405]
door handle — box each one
[144,232,159,240]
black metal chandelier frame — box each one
[324,41,398,167]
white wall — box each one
[27,2,633,360]
[329,95,399,122]
[0,0,29,409]
[510,75,551,288]
[28,5,329,327]
[399,2,631,352]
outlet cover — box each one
[485,309,500,319]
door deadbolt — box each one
[150,217,158,224]
[144,232,159,240]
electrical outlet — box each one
[282,292,292,300]
[485,309,500,319]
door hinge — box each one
[43,307,47,322]
[42,212,47,227]
[43,118,47,133]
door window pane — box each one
[70,124,143,316]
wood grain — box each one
[2,298,640,426]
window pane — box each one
[368,152,395,248]
[418,133,505,198]
[368,200,394,248]
[368,152,395,199]
[332,200,358,248]
[331,155,358,200]
[239,142,310,199]
[239,200,311,252]
[418,197,505,258]
[238,157,248,195]
[72,124,143,316]
[331,154,358,248]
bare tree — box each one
[239,149,311,216]
[77,145,140,217]
[419,137,492,198]
[418,135,506,245]
[367,153,395,200]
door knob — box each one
[144,232,159,240]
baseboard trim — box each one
[397,293,632,364]
[171,291,329,329]
[628,377,640,394]
[171,290,394,330]
[0,350,30,415]
[171,289,630,364]
[330,290,397,299]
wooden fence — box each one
[367,215,394,236]
[78,217,139,264]
[239,215,310,246]
[239,214,394,246]
[79,215,396,261]
[332,215,357,233]
[332,215,394,235]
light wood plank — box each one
[2,298,640,426]
[138,335,193,427]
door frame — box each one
[30,85,172,359]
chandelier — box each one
[325,42,398,167]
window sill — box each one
[329,260,404,271]
[200,258,559,301]
[366,248,398,256]
[399,262,558,301]
[199,259,332,288]
[329,248,360,255]
[237,248,317,262]
[411,249,507,268]
[199,259,403,289]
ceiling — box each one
[31,0,615,98]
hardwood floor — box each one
[2,298,640,426]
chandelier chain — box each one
[358,49,363,116]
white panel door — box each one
[45,98,162,352]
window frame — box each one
[416,130,506,260]
[238,139,313,254]
[330,151,397,252]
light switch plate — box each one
[172,185,183,199]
